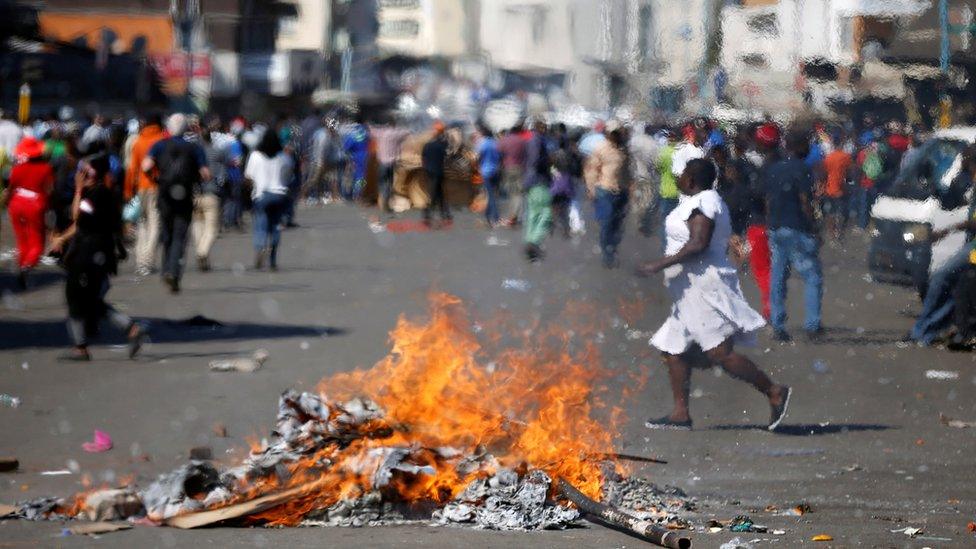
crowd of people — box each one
[2,105,975,371]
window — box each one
[740,53,769,68]
[746,13,778,36]
[380,19,421,39]
[638,6,652,66]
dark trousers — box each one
[379,162,395,211]
[551,194,571,238]
[594,188,629,263]
[954,263,976,341]
[483,172,501,225]
[160,211,191,281]
[424,171,451,221]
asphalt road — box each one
[1,203,974,548]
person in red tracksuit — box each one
[745,123,783,320]
[7,137,54,289]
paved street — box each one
[1,204,975,547]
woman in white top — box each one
[245,129,293,270]
[637,158,792,431]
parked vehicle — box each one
[868,127,975,295]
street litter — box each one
[719,538,754,549]
[0,504,17,517]
[67,521,132,535]
[891,527,923,537]
[189,447,213,461]
[81,430,113,453]
[787,503,812,516]
[812,534,834,541]
[0,394,21,408]
[486,235,510,247]
[771,529,786,535]
[939,413,976,429]
[212,423,228,438]
[209,349,269,373]
[729,515,767,533]
[925,370,960,380]
[6,295,699,548]
[368,221,386,234]
[39,470,72,476]
[0,457,18,472]
[501,279,531,292]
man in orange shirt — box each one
[124,113,167,276]
[820,133,853,242]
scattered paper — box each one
[40,470,72,476]
[925,370,959,380]
[891,527,923,537]
[940,413,976,429]
[501,279,531,292]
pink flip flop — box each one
[82,430,113,453]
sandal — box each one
[127,324,146,359]
[768,386,793,431]
[644,416,693,431]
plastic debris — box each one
[891,527,923,537]
[772,529,786,535]
[486,235,510,247]
[81,430,113,453]
[940,413,976,428]
[812,534,834,541]
[39,470,72,476]
[720,537,755,549]
[368,221,386,234]
[0,394,21,408]
[925,370,960,380]
[729,515,766,533]
[209,349,269,373]
[501,279,531,292]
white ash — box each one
[436,469,579,530]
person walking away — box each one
[764,131,823,341]
[655,131,680,253]
[421,121,451,227]
[821,132,853,242]
[498,126,528,226]
[193,129,224,271]
[142,114,209,293]
[125,114,167,275]
[909,144,976,346]
[638,158,791,431]
[222,118,247,230]
[855,135,883,230]
[246,130,293,270]
[342,118,370,202]
[743,124,780,319]
[585,120,631,268]
[712,145,751,265]
[7,137,54,289]
[630,123,660,237]
[522,120,553,262]
[373,119,409,213]
[476,124,502,227]
[549,133,581,238]
[49,153,145,361]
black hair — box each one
[83,152,111,180]
[684,158,716,190]
[785,131,810,158]
[146,112,163,127]
[257,129,283,157]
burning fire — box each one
[246,292,626,525]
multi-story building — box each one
[376,0,477,59]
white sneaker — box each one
[134,266,152,277]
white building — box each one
[377,0,476,58]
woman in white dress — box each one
[637,158,792,431]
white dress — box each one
[650,190,766,354]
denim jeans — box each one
[911,245,970,344]
[483,172,501,225]
[252,192,289,266]
[594,188,628,263]
[855,186,877,229]
[769,227,823,332]
[659,197,679,253]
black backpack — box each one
[156,138,200,211]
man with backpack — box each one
[142,114,209,293]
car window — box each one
[888,139,966,200]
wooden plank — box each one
[0,504,18,518]
[165,479,329,529]
[68,521,132,535]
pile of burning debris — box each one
[8,294,694,547]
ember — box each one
[12,293,693,544]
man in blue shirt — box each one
[763,130,823,341]
[476,123,502,227]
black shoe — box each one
[803,328,825,343]
[162,274,180,294]
[768,386,793,431]
[644,416,693,431]
[197,257,211,272]
[772,329,792,342]
[15,270,28,290]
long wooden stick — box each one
[165,478,330,529]
[557,479,691,549]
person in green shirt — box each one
[656,132,679,253]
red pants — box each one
[8,194,47,270]
[746,224,771,319]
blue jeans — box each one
[855,186,877,229]
[659,197,679,253]
[594,188,628,263]
[911,246,970,344]
[483,172,501,225]
[252,192,289,266]
[769,227,823,332]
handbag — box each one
[122,195,142,223]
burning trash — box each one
[8,294,692,547]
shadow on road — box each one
[0,270,63,293]
[818,327,906,346]
[709,423,896,436]
[0,317,348,350]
